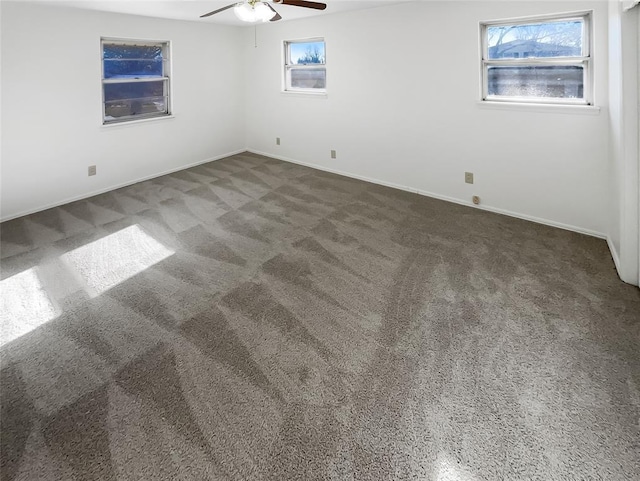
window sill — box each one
[101,114,175,129]
[281,90,328,99]
[478,101,601,115]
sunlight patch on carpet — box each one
[1,267,58,346]
[435,455,477,481]
[61,224,174,297]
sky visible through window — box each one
[290,41,325,64]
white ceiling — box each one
[29,0,412,26]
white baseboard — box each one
[0,149,246,222]
[606,236,640,286]
[606,236,623,275]
[248,149,607,240]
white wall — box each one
[245,1,610,238]
[608,0,639,285]
[1,1,245,220]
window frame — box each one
[100,37,172,125]
[480,11,593,106]
[283,37,327,94]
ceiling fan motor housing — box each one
[200,0,327,21]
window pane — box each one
[103,44,163,78]
[290,68,326,89]
[103,81,165,102]
[104,97,167,119]
[289,41,325,65]
[487,65,584,99]
[104,60,163,79]
[103,44,162,60]
[487,20,583,59]
[101,40,170,124]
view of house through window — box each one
[284,39,326,92]
[101,39,171,124]
[481,13,591,104]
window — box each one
[481,12,591,104]
[101,38,171,124]
[284,38,326,93]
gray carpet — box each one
[1,151,639,480]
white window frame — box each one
[101,38,172,125]
[480,11,593,105]
[283,38,326,94]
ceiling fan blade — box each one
[266,3,283,21]
[200,3,236,18]
[275,0,327,10]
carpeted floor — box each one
[1,151,639,480]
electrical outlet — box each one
[276,137,280,145]
[472,195,480,205]
[331,150,337,159]
[88,165,97,176]
[465,172,474,184]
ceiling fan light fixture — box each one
[234,1,275,23]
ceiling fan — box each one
[200,0,327,23]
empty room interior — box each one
[1,0,640,479]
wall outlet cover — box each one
[465,172,474,184]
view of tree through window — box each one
[101,40,170,123]
[482,14,590,103]
[285,39,326,92]
[290,41,325,64]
